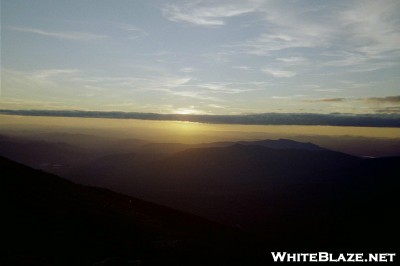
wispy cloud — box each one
[9,26,109,41]
[339,0,400,57]
[313,88,343,93]
[261,68,296,78]
[365,95,400,103]
[162,1,259,27]
[219,0,400,74]
[0,97,86,110]
[71,74,192,91]
[374,106,400,114]
[164,89,219,102]
[118,23,149,39]
[195,82,256,94]
[2,68,81,89]
[150,80,258,103]
[227,33,317,56]
[232,66,252,70]
[305,98,347,103]
[31,69,80,79]
[270,95,307,100]
[305,95,400,104]
[276,57,309,65]
[179,67,197,73]
[221,2,334,56]
[323,52,398,72]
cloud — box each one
[173,106,205,115]
[161,77,192,88]
[162,1,259,27]
[149,79,261,103]
[348,62,399,72]
[365,95,400,103]
[9,26,108,41]
[323,52,398,72]
[320,0,400,71]
[179,67,197,73]
[1,109,399,127]
[2,68,81,90]
[374,106,400,114]
[339,0,400,57]
[153,80,259,102]
[322,98,346,103]
[313,88,343,93]
[218,0,400,76]
[271,95,307,100]
[0,97,85,110]
[228,33,317,56]
[271,96,291,100]
[195,82,256,94]
[72,74,192,91]
[163,89,220,101]
[232,66,251,70]
[276,57,308,64]
[208,104,228,109]
[104,102,136,108]
[118,23,149,39]
[31,69,80,79]
[261,68,296,78]
[221,2,335,56]
[304,95,400,104]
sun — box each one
[174,107,202,115]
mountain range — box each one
[2,136,399,264]
[67,142,399,248]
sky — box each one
[1,0,400,115]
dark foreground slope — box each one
[1,156,262,266]
[68,144,400,251]
[142,146,400,249]
[2,139,400,264]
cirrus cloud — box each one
[261,68,296,78]
[8,26,109,41]
[162,1,260,27]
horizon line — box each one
[1,109,400,128]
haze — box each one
[1,114,399,157]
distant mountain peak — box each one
[238,138,326,151]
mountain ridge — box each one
[1,156,256,265]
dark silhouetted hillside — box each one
[70,144,359,196]
[2,136,399,257]
[65,144,399,250]
[1,156,261,265]
[0,136,91,174]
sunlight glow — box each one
[1,115,399,142]
[174,107,202,115]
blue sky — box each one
[1,0,400,114]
